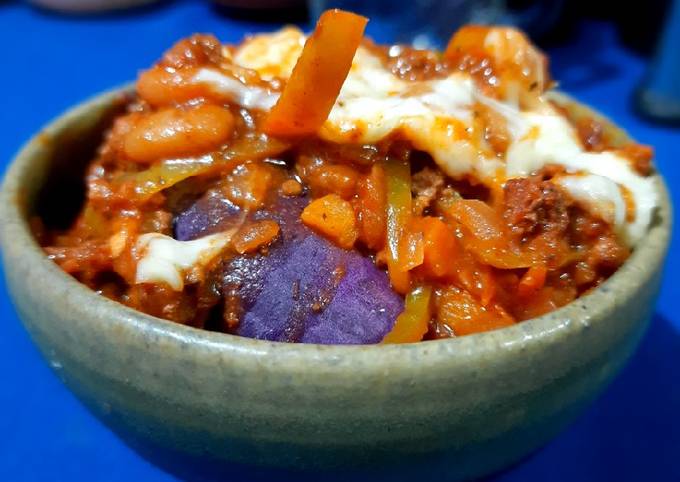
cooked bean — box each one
[137,66,208,107]
[123,104,235,163]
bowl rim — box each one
[0,85,673,363]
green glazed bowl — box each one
[0,87,672,481]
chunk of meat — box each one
[411,167,445,216]
[503,177,570,239]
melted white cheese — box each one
[188,28,655,246]
[504,113,655,243]
[192,69,279,110]
[555,174,626,235]
[135,231,234,290]
[234,27,306,81]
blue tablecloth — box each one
[1,2,678,480]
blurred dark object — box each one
[212,0,304,9]
[636,0,680,124]
[29,0,162,13]
[505,0,565,38]
[536,0,671,54]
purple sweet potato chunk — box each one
[174,189,241,241]
[228,233,402,344]
[301,253,401,344]
[222,196,402,344]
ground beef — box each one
[365,41,451,82]
[503,177,570,240]
[411,167,445,216]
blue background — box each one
[0,1,678,480]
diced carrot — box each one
[517,265,548,299]
[356,164,387,251]
[301,194,358,249]
[263,9,368,137]
[232,220,280,254]
[383,286,432,344]
[416,216,458,278]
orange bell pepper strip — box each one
[382,285,433,344]
[263,9,368,137]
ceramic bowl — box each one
[0,87,671,481]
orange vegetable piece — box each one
[397,229,424,272]
[446,199,531,270]
[514,284,577,321]
[232,220,280,254]
[224,162,274,210]
[517,265,548,299]
[356,164,386,251]
[385,157,413,294]
[436,286,515,336]
[446,199,505,241]
[281,179,303,197]
[310,163,360,199]
[301,194,359,249]
[416,216,458,278]
[383,286,432,344]
[263,9,368,136]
